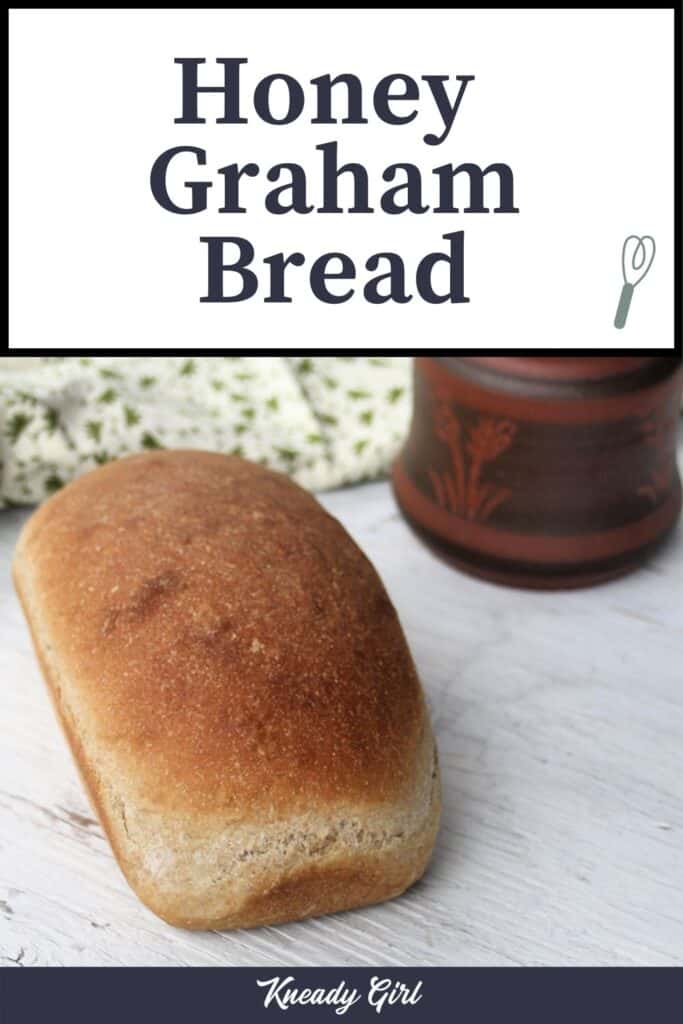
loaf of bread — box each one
[13,450,440,930]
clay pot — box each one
[392,357,683,588]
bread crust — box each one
[13,451,440,929]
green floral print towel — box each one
[0,356,412,506]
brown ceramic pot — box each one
[392,357,683,589]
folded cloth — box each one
[0,356,412,506]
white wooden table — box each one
[2,432,683,967]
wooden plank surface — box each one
[2,432,682,966]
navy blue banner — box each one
[1,967,682,1023]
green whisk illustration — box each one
[614,234,655,329]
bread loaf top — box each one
[15,451,425,825]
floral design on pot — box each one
[429,387,517,522]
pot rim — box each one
[446,356,674,382]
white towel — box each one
[0,356,412,505]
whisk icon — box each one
[614,234,655,329]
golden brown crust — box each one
[13,451,440,929]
